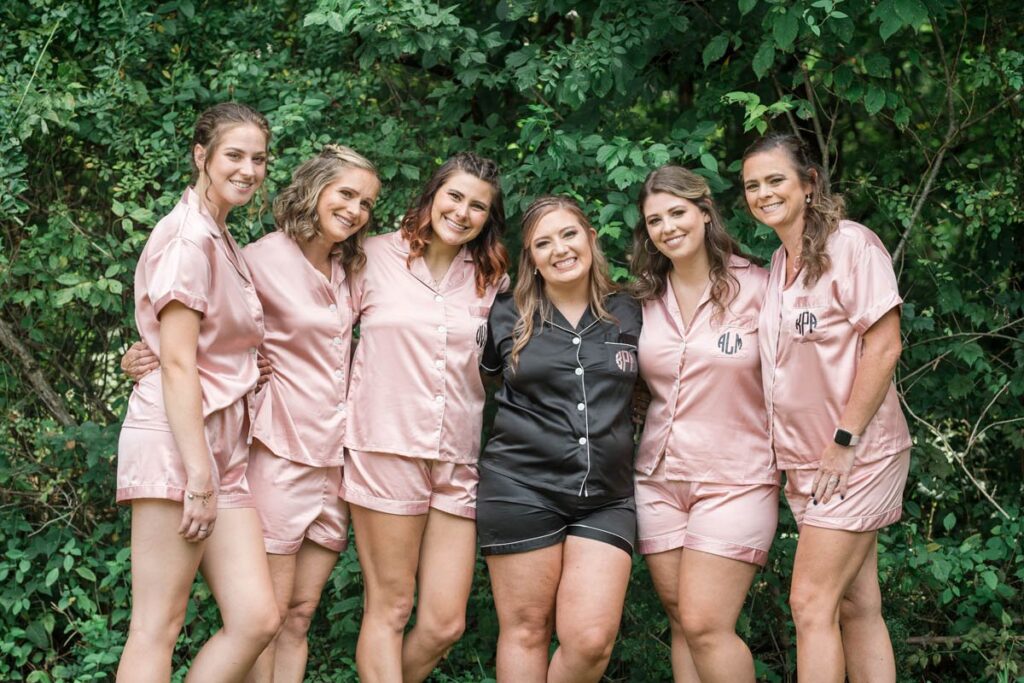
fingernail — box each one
[840,495,845,501]
[812,499,818,505]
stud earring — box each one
[805,194,812,205]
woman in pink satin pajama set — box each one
[631,166,778,683]
[743,133,911,683]
[342,152,509,683]
[116,103,281,682]
[122,144,382,683]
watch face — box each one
[835,429,853,446]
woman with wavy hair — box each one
[477,196,641,682]
[341,152,509,682]
[742,133,910,683]
[630,165,778,683]
[122,144,382,682]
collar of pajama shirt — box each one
[124,187,264,430]
[758,220,912,469]
[245,230,351,467]
[479,292,643,499]
[344,231,508,463]
[635,256,778,485]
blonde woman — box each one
[477,196,641,683]
[123,145,381,682]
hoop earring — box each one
[644,238,659,255]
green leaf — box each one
[864,85,886,114]
[25,620,49,649]
[981,570,999,591]
[864,54,891,78]
[894,0,928,29]
[739,0,758,16]
[76,567,97,582]
[703,34,729,68]
[772,10,799,50]
[45,567,59,587]
[876,0,904,41]
[943,513,956,531]
[111,199,124,217]
[752,42,776,80]
[700,153,718,172]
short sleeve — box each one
[836,236,903,335]
[146,237,211,316]
[348,265,367,321]
[480,293,514,374]
[609,292,643,340]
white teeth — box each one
[553,257,577,269]
[760,201,783,212]
[334,213,352,228]
[229,180,253,190]
[445,217,467,231]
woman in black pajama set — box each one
[477,196,641,683]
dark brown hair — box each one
[399,152,509,296]
[630,165,744,322]
[273,145,379,275]
[741,133,846,286]
[189,102,272,214]
[511,196,618,369]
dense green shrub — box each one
[1,0,1021,680]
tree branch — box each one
[800,62,830,176]
[0,315,75,427]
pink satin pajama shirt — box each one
[759,220,912,530]
[342,232,506,515]
[117,188,264,505]
[634,256,778,563]
[244,230,352,553]
[758,220,912,469]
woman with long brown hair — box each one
[341,152,510,682]
[742,133,910,683]
[631,165,778,682]
[477,196,641,682]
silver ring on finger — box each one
[827,476,839,487]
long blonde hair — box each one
[742,133,846,286]
[510,196,618,369]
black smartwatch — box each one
[833,428,861,447]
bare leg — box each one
[402,509,476,682]
[245,553,297,683]
[187,507,281,682]
[790,527,879,683]
[677,549,759,683]
[839,540,895,683]
[548,536,632,683]
[350,505,427,683]
[645,550,700,683]
[117,500,204,683]
[273,541,340,683]
[486,544,563,682]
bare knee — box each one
[226,602,282,645]
[679,610,728,651]
[365,584,415,633]
[126,604,188,652]
[503,606,554,650]
[839,582,883,625]
[563,624,617,665]
[789,582,838,633]
[281,597,320,640]
[417,612,466,651]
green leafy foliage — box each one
[1,0,1022,680]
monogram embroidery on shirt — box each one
[795,310,818,336]
[615,350,637,372]
[476,322,488,350]
[717,331,743,355]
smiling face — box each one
[742,148,814,233]
[643,192,709,265]
[314,167,380,246]
[528,208,595,288]
[428,171,494,249]
[194,123,268,217]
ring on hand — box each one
[827,476,839,487]
[199,526,208,533]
